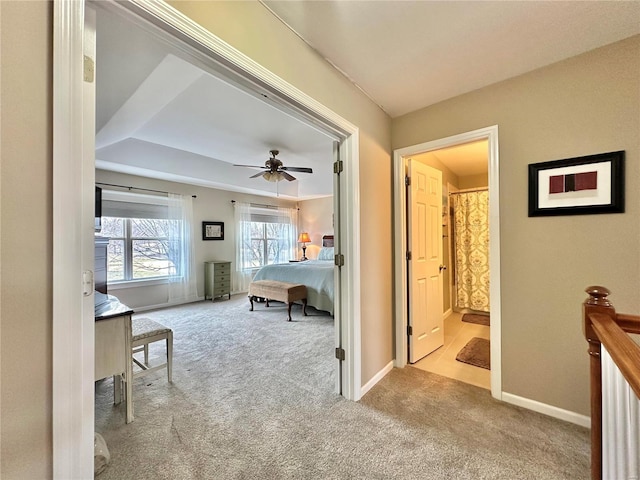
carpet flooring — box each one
[456,337,491,370]
[95,294,589,479]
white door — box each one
[408,160,444,363]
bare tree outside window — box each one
[242,221,292,269]
[101,217,181,281]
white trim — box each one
[53,0,363,473]
[129,297,205,313]
[108,278,170,290]
[360,362,394,397]
[393,126,503,401]
[342,135,361,401]
[502,392,591,428]
[53,1,95,478]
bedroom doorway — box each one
[53,1,361,476]
[393,126,503,399]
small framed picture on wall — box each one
[202,221,224,240]
[528,151,624,217]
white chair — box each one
[131,317,173,382]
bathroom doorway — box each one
[413,143,491,389]
[393,126,502,398]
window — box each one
[99,190,192,285]
[241,220,295,269]
[101,217,180,282]
[234,203,298,291]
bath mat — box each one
[461,313,490,327]
[456,337,490,370]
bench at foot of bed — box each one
[248,280,307,321]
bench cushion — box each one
[248,280,307,303]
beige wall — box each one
[1,2,53,478]
[458,173,488,190]
[167,1,393,386]
[1,2,391,476]
[392,35,640,416]
[298,197,333,260]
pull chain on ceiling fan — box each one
[234,150,313,182]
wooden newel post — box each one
[583,285,616,480]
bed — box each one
[252,235,335,315]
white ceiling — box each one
[264,1,640,118]
[96,2,640,196]
[96,9,335,200]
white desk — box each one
[95,296,134,423]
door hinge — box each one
[335,347,346,361]
[406,251,412,261]
[405,175,410,186]
[334,254,345,267]
[333,160,344,174]
[407,325,413,336]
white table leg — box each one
[124,313,134,424]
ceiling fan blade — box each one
[281,166,313,173]
[249,171,265,178]
[281,171,296,182]
[233,164,266,169]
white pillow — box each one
[317,247,334,261]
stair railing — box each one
[583,286,640,480]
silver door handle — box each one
[439,265,447,272]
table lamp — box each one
[298,232,311,260]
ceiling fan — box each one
[234,150,313,182]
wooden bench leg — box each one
[287,302,293,321]
[249,295,254,311]
[302,298,307,316]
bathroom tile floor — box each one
[412,311,491,390]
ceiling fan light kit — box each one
[234,149,313,183]
[263,171,284,182]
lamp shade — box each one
[297,232,311,244]
[263,171,285,182]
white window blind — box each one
[101,190,168,219]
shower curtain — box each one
[452,190,490,312]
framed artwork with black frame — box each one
[528,151,624,217]
[202,221,224,240]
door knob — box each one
[439,265,447,272]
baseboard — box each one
[132,297,204,313]
[501,392,590,428]
[444,308,453,319]
[360,361,394,397]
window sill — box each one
[107,278,170,290]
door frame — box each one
[393,125,502,399]
[53,1,362,477]
[445,181,459,317]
